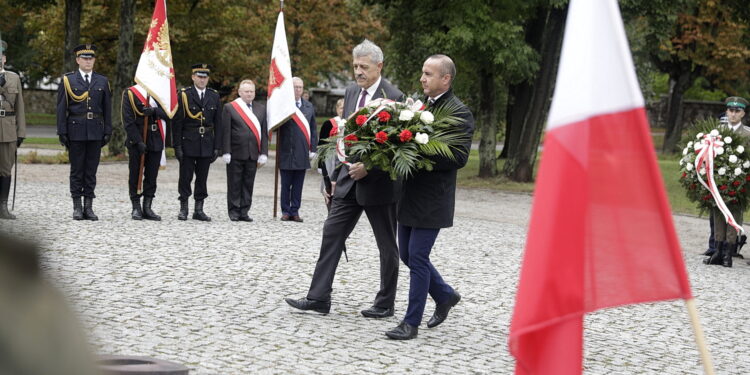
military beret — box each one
[725,96,748,110]
[74,44,97,58]
[191,63,212,77]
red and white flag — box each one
[134,0,177,119]
[508,0,693,374]
[266,11,310,147]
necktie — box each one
[84,74,90,86]
[296,101,301,108]
[358,90,368,109]
[247,102,252,110]
[428,98,436,106]
[200,91,204,101]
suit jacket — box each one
[56,71,112,141]
[172,86,222,158]
[121,87,169,152]
[331,79,405,206]
[398,89,475,228]
[277,98,317,170]
[221,101,268,161]
[0,70,26,143]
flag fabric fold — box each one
[508,0,693,374]
[134,0,177,119]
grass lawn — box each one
[26,113,56,126]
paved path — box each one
[1,161,748,374]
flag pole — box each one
[273,129,280,218]
[685,298,715,375]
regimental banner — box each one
[266,11,300,137]
[134,0,177,119]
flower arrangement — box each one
[317,96,470,180]
[678,118,750,210]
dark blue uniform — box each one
[56,70,112,200]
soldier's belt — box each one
[69,112,102,120]
[184,125,213,134]
[0,110,15,117]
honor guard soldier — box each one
[56,44,112,221]
[0,39,26,220]
[172,64,222,221]
[121,84,170,220]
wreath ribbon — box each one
[695,134,745,235]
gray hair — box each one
[352,39,383,65]
[239,79,255,88]
[427,54,456,83]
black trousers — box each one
[178,156,212,201]
[306,195,399,308]
[226,158,257,218]
[68,140,102,198]
[128,148,161,199]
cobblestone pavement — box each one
[1,161,749,374]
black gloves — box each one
[174,146,183,162]
[16,137,24,147]
[142,107,155,116]
[211,149,219,162]
[0,74,5,87]
[103,134,111,146]
[135,141,147,155]
[58,134,69,148]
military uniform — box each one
[121,85,169,220]
[0,40,26,220]
[172,64,222,221]
[56,44,112,220]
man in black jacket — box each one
[220,79,268,222]
[172,64,222,221]
[285,39,403,319]
[385,54,474,340]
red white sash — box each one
[292,107,311,150]
[230,98,262,153]
[130,84,167,166]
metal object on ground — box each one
[98,355,189,375]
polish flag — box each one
[266,10,310,147]
[508,0,693,374]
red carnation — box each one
[356,115,368,126]
[344,134,358,146]
[703,195,711,200]
[377,111,391,123]
[729,191,737,196]
[375,131,388,144]
[681,172,687,179]
[329,127,338,137]
[719,185,728,191]
[399,129,413,142]
[746,175,750,181]
[742,188,747,193]
[733,180,741,187]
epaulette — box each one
[207,87,217,93]
[64,71,76,76]
[182,86,192,91]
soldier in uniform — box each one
[172,64,222,221]
[0,40,26,220]
[121,84,170,220]
[56,44,112,221]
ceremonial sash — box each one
[230,98,262,153]
[292,107,311,150]
[130,84,168,166]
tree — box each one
[110,0,136,157]
[63,0,81,73]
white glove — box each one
[317,168,323,175]
[309,152,317,160]
[222,153,231,164]
[257,154,268,166]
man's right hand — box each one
[135,142,147,155]
[330,182,336,197]
[58,134,69,148]
[174,146,183,162]
[142,107,155,116]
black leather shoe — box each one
[178,200,188,221]
[361,306,394,318]
[239,216,254,222]
[229,214,240,222]
[427,291,461,328]
[83,197,98,221]
[131,198,143,220]
[72,197,84,220]
[280,214,291,221]
[285,297,330,314]
[385,321,418,340]
[192,200,211,221]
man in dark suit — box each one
[172,64,222,221]
[385,54,474,340]
[220,79,268,222]
[277,77,317,222]
[121,84,170,221]
[56,44,112,221]
[285,39,403,319]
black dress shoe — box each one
[239,216,254,222]
[385,321,418,340]
[229,215,240,221]
[427,291,461,328]
[285,297,330,314]
[361,306,394,318]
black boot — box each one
[131,198,143,220]
[0,176,15,220]
[83,197,98,221]
[72,197,84,220]
[142,197,161,221]
[178,200,188,221]
[723,242,734,267]
[192,200,211,221]
[704,242,724,265]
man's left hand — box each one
[348,162,368,181]
[103,134,111,146]
[16,137,24,147]
[309,152,317,161]
[257,154,268,167]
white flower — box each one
[686,163,694,171]
[730,155,739,163]
[738,145,745,154]
[679,159,685,166]
[687,141,693,148]
[696,132,705,139]
[744,161,750,169]
[724,136,733,144]
[683,148,689,155]
[700,168,706,175]
[735,168,743,176]
[420,111,434,124]
[415,132,429,144]
[399,110,414,122]
[694,143,703,151]
[719,167,727,175]
[716,147,725,155]
[710,129,720,137]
